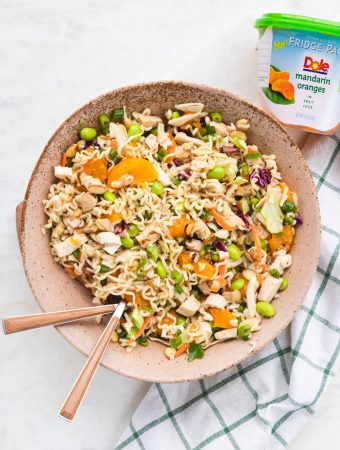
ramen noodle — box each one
[43,103,301,361]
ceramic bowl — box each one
[17,81,320,383]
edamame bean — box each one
[256,301,276,318]
[80,127,97,141]
[121,236,135,248]
[147,244,159,262]
[171,270,183,284]
[227,244,241,261]
[210,112,222,123]
[128,224,140,237]
[156,260,167,279]
[207,165,226,180]
[128,123,143,141]
[150,181,164,195]
[231,278,245,291]
[103,191,116,203]
[279,278,288,291]
[211,254,220,262]
[171,111,180,119]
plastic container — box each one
[254,13,340,134]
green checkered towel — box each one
[116,133,340,450]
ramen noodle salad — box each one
[43,103,302,362]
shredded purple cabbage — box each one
[213,240,227,252]
[174,158,183,167]
[295,214,303,225]
[240,215,250,227]
[249,169,271,187]
[114,220,127,235]
[179,170,191,180]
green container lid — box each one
[254,13,340,37]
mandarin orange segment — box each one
[210,308,235,329]
[168,215,192,238]
[178,252,193,267]
[104,211,123,222]
[107,158,157,187]
[193,257,216,279]
[271,79,295,100]
[268,225,295,254]
[269,66,290,85]
[83,156,108,183]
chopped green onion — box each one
[128,122,143,142]
[156,260,167,279]
[282,201,296,213]
[157,148,167,161]
[260,239,268,251]
[147,244,159,262]
[175,284,184,294]
[143,305,154,313]
[110,107,124,122]
[269,268,281,279]
[136,335,148,346]
[100,278,107,287]
[210,112,222,123]
[72,249,80,259]
[245,152,261,160]
[136,273,145,281]
[211,253,220,262]
[99,264,110,273]
[98,113,110,132]
[200,244,213,257]
[239,163,249,177]
[171,270,184,284]
[131,307,144,329]
[109,149,117,161]
[198,208,210,220]
[237,324,251,340]
[136,258,147,271]
[150,127,158,136]
[171,178,182,186]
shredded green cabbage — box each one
[261,187,283,233]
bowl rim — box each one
[18,80,321,382]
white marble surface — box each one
[0,1,339,449]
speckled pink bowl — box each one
[17,81,320,383]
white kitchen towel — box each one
[115,133,340,450]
